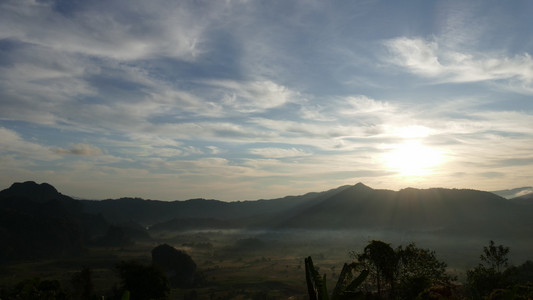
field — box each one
[2,229,533,299]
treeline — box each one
[0,244,203,300]
[306,240,533,300]
[2,240,533,299]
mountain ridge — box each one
[2,181,533,239]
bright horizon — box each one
[1,1,533,201]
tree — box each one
[116,260,169,300]
[467,241,510,299]
[70,267,94,300]
[481,240,509,273]
[503,260,533,285]
[396,243,454,299]
[1,277,67,300]
[151,244,197,288]
[350,240,455,299]
[352,240,398,298]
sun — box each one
[383,140,443,177]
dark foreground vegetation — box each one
[1,181,533,299]
[1,240,533,299]
[305,240,533,299]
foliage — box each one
[481,240,510,273]
[467,265,501,299]
[396,243,455,299]
[151,244,197,288]
[305,256,368,300]
[487,282,533,300]
[466,241,510,299]
[350,240,455,299]
[503,260,533,285]
[0,277,67,300]
[116,260,169,300]
[352,240,398,298]
[70,267,94,300]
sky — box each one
[1,0,533,201]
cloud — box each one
[0,0,205,61]
[207,146,223,155]
[207,80,298,113]
[385,37,533,88]
[0,127,57,161]
[0,45,96,124]
[385,38,443,77]
[342,95,394,115]
[52,143,103,156]
[250,147,312,158]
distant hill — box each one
[492,187,533,199]
[79,182,533,238]
[0,182,88,261]
[275,183,533,237]
[510,193,533,206]
[2,180,533,260]
[80,185,351,227]
[0,181,143,261]
[0,181,72,203]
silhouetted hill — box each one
[0,181,62,200]
[0,181,137,261]
[81,185,351,227]
[276,184,533,238]
[0,182,88,261]
[3,180,533,257]
[80,182,533,238]
[510,193,533,206]
[492,187,533,199]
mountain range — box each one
[1,181,533,261]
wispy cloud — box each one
[0,0,205,61]
[250,147,312,158]
[0,127,58,161]
[385,37,533,89]
[207,80,299,113]
[2,1,533,200]
[52,143,103,156]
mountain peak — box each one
[353,182,372,190]
[10,181,58,192]
[0,181,68,202]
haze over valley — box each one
[2,0,533,298]
[2,181,533,298]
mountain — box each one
[492,187,533,199]
[80,182,533,238]
[0,181,131,261]
[0,182,88,261]
[275,183,533,237]
[80,185,351,227]
[2,180,533,258]
[510,193,533,206]
[0,181,72,203]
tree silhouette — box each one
[1,277,67,300]
[353,240,398,298]
[481,240,509,273]
[467,240,510,299]
[116,260,169,300]
[70,267,94,300]
[151,244,197,288]
[396,243,454,299]
[350,240,454,299]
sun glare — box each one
[383,140,443,177]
